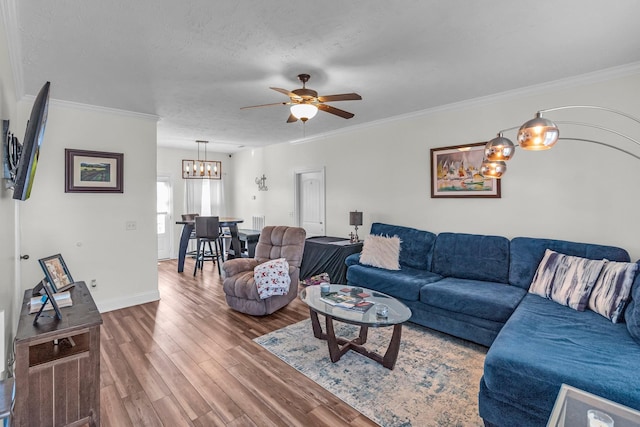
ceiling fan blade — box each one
[286,113,298,123]
[317,93,362,102]
[240,102,288,110]
[317,103,355,119]
[270,87,302,100]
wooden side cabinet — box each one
[13,281,102,427]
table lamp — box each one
[349,211,363,242]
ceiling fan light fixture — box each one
[290,103,318,121]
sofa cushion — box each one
[529,249,606,311]
[420,278,526,323]
[509,237,630,290]
[359,234,401,270]
[346,264,442,301]
[407,299,506,347]
[345,252,361,267]
[588,260,638,323]
[483,293,640,415]
[432,232,510,283]
[370,223,436,271]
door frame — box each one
[156,174,174,260]
[293,167,326,234]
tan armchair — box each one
[222,226,306,316]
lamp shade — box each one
[480,159,507,178]
[485,134,515,161]
[290,104,318,121]
[517,115,559,150]
[349,211,363,226]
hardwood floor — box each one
[99,258,377,426]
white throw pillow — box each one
[588,260,638,323]
[529,249,605,311]
[359,235,401,271]
[254,258,291,299]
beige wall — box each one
[230,69,640,261]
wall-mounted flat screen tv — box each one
[13,81,50,200]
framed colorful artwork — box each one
[430,142,501,198]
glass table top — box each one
[299,284,412,327]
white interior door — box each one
[296,169,325,236]
[157,176,172,260]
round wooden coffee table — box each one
[299,284,412,370]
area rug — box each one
[254,319,487,426]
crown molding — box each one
[290,61,640,146]
[0,0,24,100]
[20,95,160,121]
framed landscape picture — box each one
[65,148,123,193]
[430,142,501,198]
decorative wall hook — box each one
[255,174,268,191]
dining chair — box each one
[193,216,223,276]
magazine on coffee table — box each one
[320,292,356,307]
[320,292,374,312]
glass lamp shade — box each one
[517,115,559,150]
[485,135,516,161]
[480,159,507,178]
[290,104,318,121]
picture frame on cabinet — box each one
[38,253,74,293]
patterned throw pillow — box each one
[360,235,401,270]
[588,260,638,323]
[529,249,605,311]
[529,249,558,299]
[254,258,291,300]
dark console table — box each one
[300,236,363,284]
[13,281,102,427]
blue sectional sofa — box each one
[345,223,640,427]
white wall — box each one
[230,147,270,226]
[18,100,160,312]
[0,11,17,376]
[157,146,234,259]
[230,68,640,261]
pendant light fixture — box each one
[182,140,222,179]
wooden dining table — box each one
[175,217,244,273]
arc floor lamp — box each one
[480,105,640,178]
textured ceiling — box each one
[9,0,640,153]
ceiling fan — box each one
[241,74,362,123]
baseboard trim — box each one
[96,289,161,313]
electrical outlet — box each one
[125,221,137,231]
[90,279,97,288]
